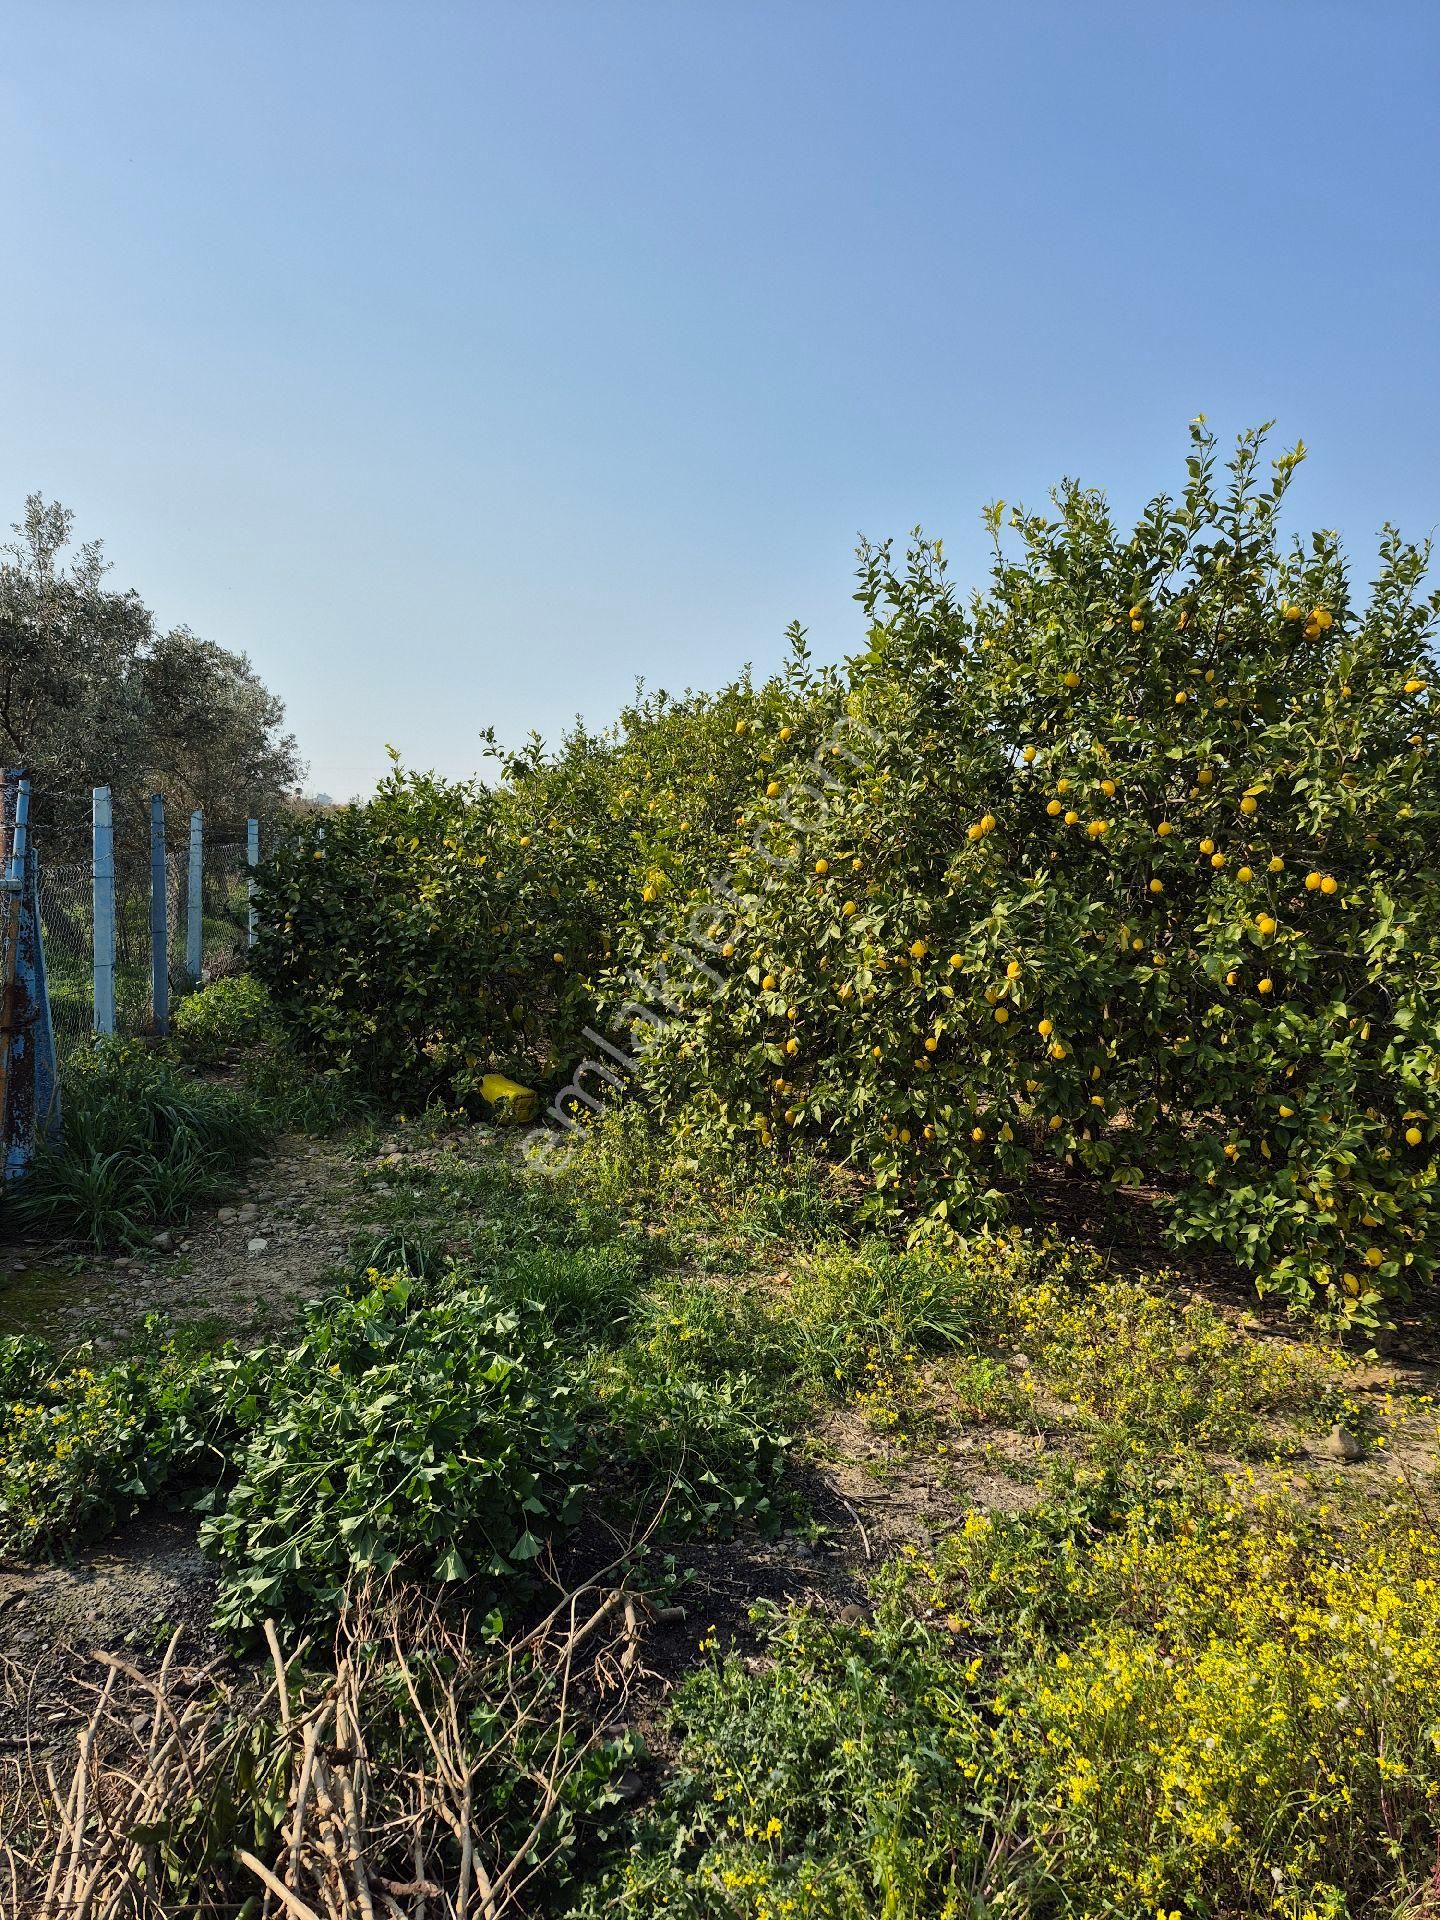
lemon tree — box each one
[624,425,1438,1322]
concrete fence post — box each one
[92,786,115,1035]
[150,793,168,1036]
[247,817,260,947]
[186,808,203,982]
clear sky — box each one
[2,2,1437,799]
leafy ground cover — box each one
[3,1037,1435,1917]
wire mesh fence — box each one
[35,820,256,1059]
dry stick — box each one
[288,1703,335,1896]
[240,1849,327,1920]
[841,1497,873,1562]
[265,1619,294,1730]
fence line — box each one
[34,786,260,1057]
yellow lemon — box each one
[1046,798,1063,817]
[1197,769,1214,786]
[1403,677,1425,694]
[1100,778,1116,797]
[1063,670,1080,689]
[721,942,735,958]
[1312,607,1333,630]
[762,973,776,990]
[910,939,929,960]
[1037,1018,1053,1037]
[842,900,857,916]
[814,858,829,874]
[1006,959,1022,979]
[784,1036,798,1055]
[1237,865,1253,883]
[735,719,747,734]
[1064,809,1080,825]
[994,1006,1009,1024]
[1022,744,1037,762]
[1156,821,1173,837]
[1240,795,1257,815]
[1259,977,1273,994]
[1320,875,1338,895]
[949,952,964,968]
[1256,913,1276,935]
[1269,857,1284,873]
[1406,1125,1423,1146]
[1200,838,1215,855]
[924,1035,938,1052]
[971,1126,985,1143]
[1305,871,1322,891]
[872,1044,882,1059]
[1225,969,1238,986]
[1149,878,1164,894]
[981,813,997,833]
[779,725,792,740]
[1174,690,1188,705]
[1210,851,1226,869]
[765,781,780,798]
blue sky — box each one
[3,2,1437,799]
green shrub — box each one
[14,1038,267,1246]
[572,1578,1008,1919]
[939,1476,1440,1917]
[199,1275,588,1634]
[0,1323,217,1556]
[172,974,275,1064]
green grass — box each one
[12,1038,269,1248]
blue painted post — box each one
[186,808,203,982]
[247,817,260,946]
[0,773,61,1177]
[92,786,116,1034]
[150,794,168,1036]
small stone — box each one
[1324,1425,1364,1463]
[246,1237,269,1258]
[613,1769,646,1803]
[151,1231,174,1254]
[838,1604,870,1627]
[217,1207,237,1224]
[237,1203,258,1224]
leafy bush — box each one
[632,426,1440,1323]
[14,1038,267,1246]
[573,1580,1004,1920]
[0,1324,216,1556]
[940,1478,1440,1917]
[587,1278,793,1535]
[252,677,784,1099]
[582,1477,1440,1920]
[253,430,1439,1320]
[172,973,275,1064]
[200,1275,588,1634]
